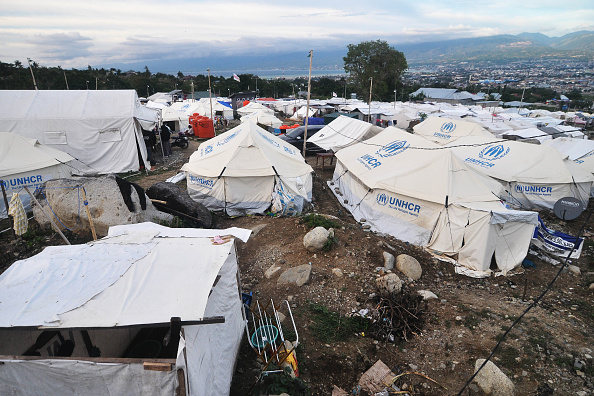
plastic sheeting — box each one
[308,115,383,152]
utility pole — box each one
[207,68,213,119]
[302,50,313,158]
[368,77,373,123]
[63,70,69,90]
[27,58,38,90]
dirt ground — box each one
[1,128,593,396]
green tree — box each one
[343,40,407,101]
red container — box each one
[197,117,215,139]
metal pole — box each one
[64,70,69,90]
[368,77,373,123]
[27,58,38,90]
[1,183,16,239]
[95,77,98,90]
[207,68,213,119]
[23,186,70,245]
[302,50,313,158]
[394,89,396,108]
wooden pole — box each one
[80,187,97,241]
[23,187,70,245]
[1,183,16,239]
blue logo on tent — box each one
[441,122,456,133]
[376,140,409,158]
[478,144,510,161]
[376,193,388,206]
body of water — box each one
[187,69,347,79]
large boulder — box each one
[277,264,312,287]
[473,359,515,396]
[396,254,422,280]
[146,182,212,228]
[303,226,331,252]
[33,175,171,237]
[375,273,402,296]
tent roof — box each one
[445,136,594,184]
[0,90,157,122]
[0,223,251,329]
[413,116,494,145]
[309,115,383,152]
[182,121,312,178]
[335,127,503,205]
[0,132,74,177]
[543,137,594,161]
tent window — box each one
[99,128,122,142]
[43,131,67,145]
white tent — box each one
[182,122,313,216]
[443,136,594,210]
[0,90,159,174]
[308,115,383,152]
[290,106,317,120]
[0,222,251,396]
[413,116,495,145]
[329,127,538,276]
[240,110,283,128]
[500,128,552,143]
[0,132,74,218]
[236,102,274,116]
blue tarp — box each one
[307,117,324,125]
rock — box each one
[418,290,438,300]
[265,265,282,279]
[303,227,330,252]
[146,182,212,228]
[362,224,371,230]
[567,265,581,276]
[576,391,587,396]
[375,273,402,296]
[589,283,594,290]
[383,251,395,270]
[473,359,515,396]
[408,363,418,371]
[455,316,462,321]
[250,224,267,236]
[332,268,344,277]
[396,254,422,280]
[332,385,349,396]
[34,175,172,237]
[277,264,312,287]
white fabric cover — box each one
[443,136,594,210]
[331,127,538,275]
[182,122,313,215]
[0,359,177,396]
[240,110,283,128]
[413,116,494,145]
[0,223,250,329]
[0,132,74,218]
[0,90,159,174]
[308,116,384,152]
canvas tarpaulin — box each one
[330,127,538,275]
[182,121,313,216]
[308,115,383,152]
[413,116,494,145]
[0,132,74,218]
[0,90,159,174]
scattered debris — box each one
[375,273,403,296]
[373,292,426,342]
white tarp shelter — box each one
[240,110,283,128]
[413,116,494,145]
[443,136,594,210]
[0,90,159,174]
[330,127,538,276]
[0,222,251,396]
[182,122,313,216]
[0,132,74,218]
[308,115,383,152]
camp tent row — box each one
[308,115,384,153]
[330,127,539,276]
[182,121,313,216]
[411,117,594,210]
[0,90,159,174]
[0,132,75,218]
[0,223,251,396]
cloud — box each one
[28,32,93,61]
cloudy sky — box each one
[1,0,593,69]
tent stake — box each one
[23,186,70,245]
[80,187,97,241]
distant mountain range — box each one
[399,30,594,64]
[102,31,594,75]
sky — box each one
[1,0,593,70]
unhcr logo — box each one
[478,144,510,161]
[376,193,388,206]
[376,140,409,158]
[440,122,456,133]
